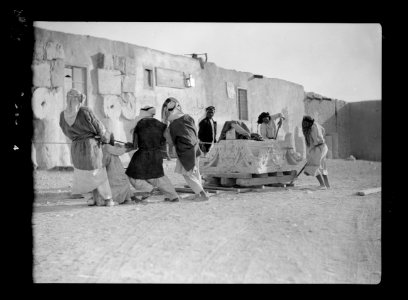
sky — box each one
[34,22,382,102]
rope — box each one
[32,141,72,144]
[33,140,295,150]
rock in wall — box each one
[32,87,72,169]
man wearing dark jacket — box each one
[198,106,217,154]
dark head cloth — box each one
[257,112,271,124]
[206,106,215,112]
[302,115,314,129]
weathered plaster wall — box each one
[202,63,306,156]
[304,96,352,159]
[33,28,207,169]
[32,28,307,169]
[349,100,381,161]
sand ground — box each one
[32,158,381,283]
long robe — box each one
[126,118,167,180]
[59,106,111,196]
[59,106,109,170]
[304,122,328,176]
[168,114,201,172]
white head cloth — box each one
[63,89,86,126]
[130,106,157,134]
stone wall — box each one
[202,63,306,158]
[32,28,307,169]
[304,92,352,159]
[304,92,381,161]
[349,100,381,161]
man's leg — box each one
[322,175,330,188]
[183,172,209,200]
[316,173,326,189]
[96,179,114,206]
[147,176,180,202]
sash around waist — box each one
[138,147,165,151]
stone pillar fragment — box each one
[125,57,136,74]
[33,41,45,61]
[50,59,65,87]
[33,87,71,169]
[102,95,122,119]
[32,61,51,88]
[32,87,53,119]
[113,55,126,73]
[120,93,138,120]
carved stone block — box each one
[113,55,126,73]
[200,136,305,176]
[50,59,65,87]
[45,41,65,60]
[122,75,136,93]
[99,52,114,69]
[32,61,51,88]
[34,41,45,61]
[125,57,136,75]
[97,69,122,95]
[120,93,138,120]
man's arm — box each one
[269,113,284,122]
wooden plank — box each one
[209,173,253,179]
[236,174,296,187]
[175,187,219,194]
[203,185,252,193]
[253,173,268,178]
[357,187,381,196]
[220,177,236,187]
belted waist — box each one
[138,147,163,151]
[72,135,97,142]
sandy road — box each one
[33,159,381,283]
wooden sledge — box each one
[204,170,297,187]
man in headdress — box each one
[162,97,209,201]
[198,106,217,155]
[126,105,180,202]
[59,89,115,207]
[257,112,285,139]
[301,115,330,189]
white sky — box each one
[34,22,382,102]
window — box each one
[64,66,87,104]
[144,68,154,89]
[238,88,248,120]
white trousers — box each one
[128,176,179,200]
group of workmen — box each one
[59,89,330,207]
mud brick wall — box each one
[349,101,381,161]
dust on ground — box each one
[32,159,381,283]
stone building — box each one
[304,92,381,161]
[32,27,307,169]
[31,27,381,169]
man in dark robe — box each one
[162,97,209,201]
[198,106,217,155]
[126,106,179,202]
